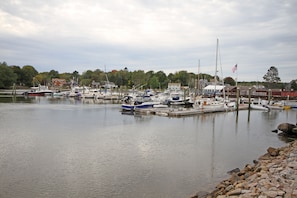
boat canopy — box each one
[203,85,225,96]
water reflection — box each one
[0,97,296,198]
[261,110,280,120]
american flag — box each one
[232,64,237,73]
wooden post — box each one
[248,88,251,111]
[236,87,240,122]
[268,89,271,104]
[248,88,251,122]
[12,83,16,96]
[236,87,240,112]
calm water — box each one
[0,96,296,198]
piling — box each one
[12,83,16,96]
[268,89,271,104]
[236,87,240,112]
[248,88,251,110]
[248,88,251,122]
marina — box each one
[0,96,296,198]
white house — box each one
[167,83,181,91]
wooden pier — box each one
[135,105,249,117]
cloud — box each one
[0,0,296,82]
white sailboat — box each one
[195,39,228,111]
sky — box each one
[0,0,296,82]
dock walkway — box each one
[135,105,249,117]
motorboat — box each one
[250,104,270,111]
[25,85,53,96]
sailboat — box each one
[194,39,228,111]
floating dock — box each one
[135,105,249,117]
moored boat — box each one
[121,101,158,111]
[25,85,53,96]
[250,104,270,111]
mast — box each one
[214,38,219,96]
[197,59,200,96]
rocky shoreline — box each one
[191,140,297,198]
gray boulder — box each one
[277,123,297,134]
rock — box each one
[271,129,278,133]
[226,188,242,196]
[225,184,234,192]
[194,140,297,198]
[288,161,297,169]
[195,191,209,198]
[227,167,240,175]
[267,147,279,156]
[277,123,296,134]
[263,190,278,197]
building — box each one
[52,78,67,87]
[167,83,181,91]
[202,85,225,97]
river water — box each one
[0,96,296,198]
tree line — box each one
[0,61,296,90]
[0,62,215,89]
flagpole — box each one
[236,65,238,87]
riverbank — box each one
[191,139,297,198]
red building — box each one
[52,78,67,87]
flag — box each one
[232,64,237,73]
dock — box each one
[135,105,249,117]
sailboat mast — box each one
[197,59,200,96]
[214,38,219,96]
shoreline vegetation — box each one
[191,140,297,198]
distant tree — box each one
[131,70,146,88]
[291,80,297,91]
[80,70,94,86]
[117,69,130,87]
[48,70,59,79]
[0,63,17,88]
[263,66,281,83]
[34,72,49,85]
[199,73,213,81]
[59,72,73,81]
[148,76,159,89]
[92,69,104,82]
[72,70,80,79]
[22,65,38,86]
[224,77,236,86]
[171,70,189,86]
[155,71,168,89]
[11,65,23,85]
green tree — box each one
[148,76,160,89]
[92,69,105,82]
[291,80,297,91]
[72,70,80,80]
[59,72,73,81]
[188,72,196,88]
[155,71,168,89]
[172,70,189,86]
[0,63,17,88]
[131,70,146,89]
[224,77,236,86]
[35,72,49,85]
[22,65,38,86]
[199,73,213,81]
[11,65,23,85]
[48,70,59,79]
[80,70,94,86]
[116,69,130,87]
[263,66,281,83]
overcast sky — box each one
[1,0,296,82]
